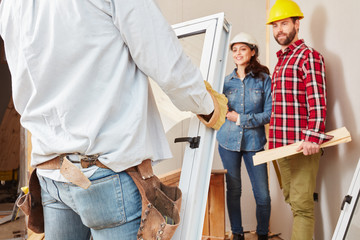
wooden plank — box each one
[158,168,181,186]
[26,129,34,237]
[253,127,352,166]
[1,37,6,64]
[159,169,226,240]
[209,169,227,175]
[208,173,225,238]
[202,199,210,237]
[0,99,20,171]
[27,229,44,240]
[265,0,270,68]
[27,131,33,173]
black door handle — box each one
[341,195,352,210]
[174,136,201,149]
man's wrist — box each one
[200,110,214,122]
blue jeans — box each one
[38,168,142,240]
[218,145,271,235]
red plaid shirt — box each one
[269,39,332,149]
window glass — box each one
[345,191,360,239]
[151,33,205,175]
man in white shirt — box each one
[0,0,226,239]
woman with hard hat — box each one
[216,32,272,240]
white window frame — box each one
[167,13,231,240]
[332,158,360,240]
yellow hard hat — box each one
[266,0,304,25]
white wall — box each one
[155,0,268,73]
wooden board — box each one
[253,127,352,166]
[157,168,181,187]
[205,173,226,239]
[0,99,21,171]
[27,229,45,240]
[160,169,227,240]
[1,37,6,64]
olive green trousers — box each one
[278,151,321,240]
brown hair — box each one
[244,44,270,80]
[291,17,300,23]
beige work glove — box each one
[197,81,228,130]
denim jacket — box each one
[217,69,272,152]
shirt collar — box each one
[229,68,255,80]
[276,39,304,58]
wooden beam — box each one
[0,99,20,171]
[160,169,227,240]
[207,173,225,238]
[27,229,44,240]
[1,37,7,64]
[253,127,352,166]
[157,168,181,186]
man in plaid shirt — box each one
[267,0,332,239]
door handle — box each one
[341,195,352,210]
[174,136,201,149]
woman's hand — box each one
[226,111,239,122]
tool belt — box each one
[126,159,182,240]
[16,168,44,233]
[16,155,182,240]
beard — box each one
[275,27,297,46]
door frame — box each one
[169,12,231,240]
[332,158,360,240]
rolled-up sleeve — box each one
[302,51,332,144]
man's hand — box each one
[296,141,320,155]
[197,81,228,130]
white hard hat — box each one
[229,32,258,50]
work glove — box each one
[197,81,228,130]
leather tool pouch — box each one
[126,159,182,240]
[15,159,182,239]
[16,169,44,233]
